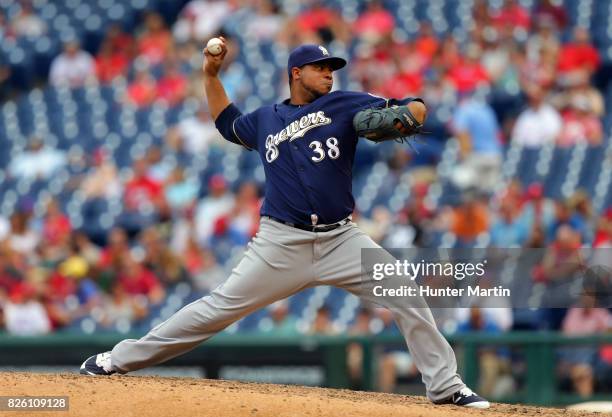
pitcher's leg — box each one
[316,225,464,401]
[111,221,314,373]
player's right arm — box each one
[202,37,231,120]
[202,37,256,151]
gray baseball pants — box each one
[110,217,465,401]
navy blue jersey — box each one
[216,90,403,225]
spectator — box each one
[279,0,350,46]
[533,0,567,30]
[526,18,560,64]
[101,284,148,328]
[308,305,337,335]
[213,182,261,246]
[414,22,439,63]
[139,227,189,286]
[511,83,562,147]
[126,68,157,107]
[156,62,188,107]
[561,294,612,397]
[446,44,489,94]
[98,227,130,271]
[3,282,51,335]
[557,95,603,147]
[81,148,122,200]
[8,137,67,180]
[593,208,612,248]
[166,105,224,155]
[374,307,418,393]
[352,0,395,43]
[451,91,502,193]
[356,206,392,244]
[123,158,165,214]
[137,12,172,65]
[165,167,199,214]
[116,254,165,305]
[49,41,96,88]
[451,193,490,245]
[244,0,283,42]
[7,211,38,256]
[490,198,530,247]
[521,44,558,90]
[457,307,513,398]
[42,199,72,249]
[186,245,226,292]
[490,0,530,33]
[11,1,46,38]
[519,183,556,236]
[552,69,604,118]
[549,199,589,242]
[145,146,172,183]
[173,0,233,43]
[95,40,129,84]
[533,223,582,284]
[557,27,600,76]
[260,300,299,335]
[0,215,9,242]
[347,307,373,389]
[104,24,135,57]
[195,175,234,245]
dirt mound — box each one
[0,372,596,417]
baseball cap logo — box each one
[318,45,329,56]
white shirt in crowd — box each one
[49,50,95,87]
[511,103,562,147]
[177,116,223,154]
[173,0,232,42]
[195,194,234,244]
[9,147,66,180]
[4,301,51,336]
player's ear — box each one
[291,67,301,83]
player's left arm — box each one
[353,97,427,143]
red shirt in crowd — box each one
[127,75,157,107]
[446,60,489,93]
[96,53,129,83]
[557,110,603,147]
[353,8,395,38]
[156,72,188,106]
[43,214,71,246]
[124,176,163,211]
[296,6,337,33]
[491,4,530,30]
[137,31,172,65]
[118,265,160,296]
[557,43,601,74]
[378,71,423,99]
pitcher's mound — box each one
[0,372,597,417]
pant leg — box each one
[314,223,465,402]
[111,218,314,373]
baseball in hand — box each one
[206,38,223,56]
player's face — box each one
[295,62,334,99]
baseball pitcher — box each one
[80,39,489,409]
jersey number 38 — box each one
[309,137,340,162]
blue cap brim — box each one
[298,56,347,71]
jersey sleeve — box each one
[214,103,258,151]
[345,91,425,117]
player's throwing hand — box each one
[203,36,228,78]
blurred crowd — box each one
[0,0,611,400]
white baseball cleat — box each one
[435,387,491,409]
[80,351,116,376]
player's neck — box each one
[289,87,317,106]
